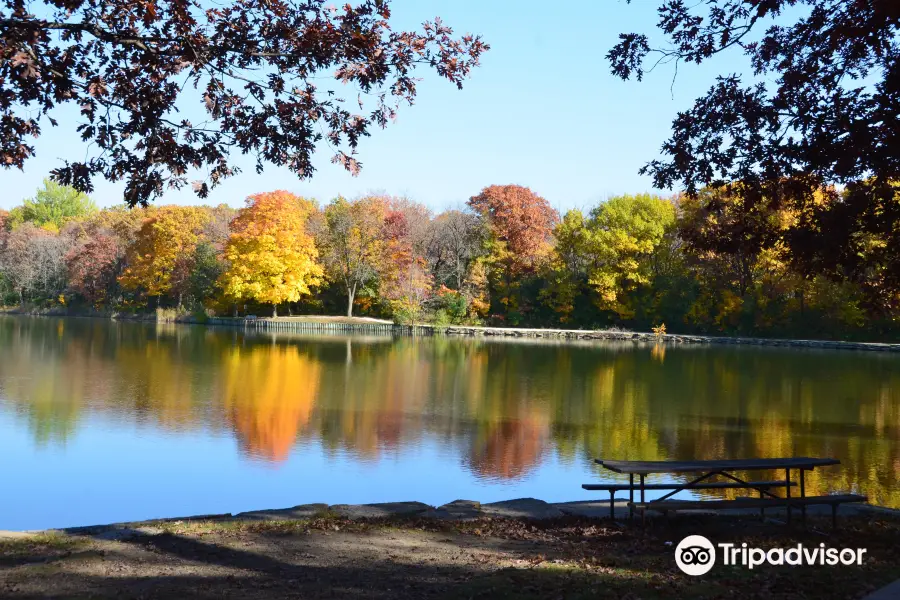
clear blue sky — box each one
[2,0,750,215]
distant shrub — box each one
[431,309,452,328]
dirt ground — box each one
[1,514,898,599]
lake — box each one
[1,315,898,531]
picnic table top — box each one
[596,457,840,475]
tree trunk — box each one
[18,288,24,307]
[177,292,183,311]
[347,285,355,317]
[272,304,278,318]
[232,303,238,317]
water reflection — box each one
[0,316,898,511]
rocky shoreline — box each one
[436,325,900,352]
[221,318,900,353]
[6,497,896,539]
[3,310,899,352]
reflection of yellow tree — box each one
[221,344,321,462]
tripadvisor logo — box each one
[675,535,716,575]
[675,535,867,576]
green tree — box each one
[190,242,226,307]
[14,179,97,230]
[317,196,388,317]
[540,209,591,323]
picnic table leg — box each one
[759,489,765,521]
[799,469,807,525]
[640,474,646,527]
[629,474,634,522]
[609,490,615,520]
[785,468,792,525]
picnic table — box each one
[583,457,867,527]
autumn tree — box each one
[467,185,558,321]
[2,0,488,205]
[610,1,899,191]
[539,209,591,323]
[468,185,558,270]
[609,1,900,315]
[0,223,72,304]
[585,194,676,317]
[65,234,121,306]
[219,191,323,317]
[424,209,485,290]
[88,205,155,247]
[317,196,387,317]
[379,207,433,323]
[203,204,236,250]
[118,206,209,307]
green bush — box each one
[431,309,452,328]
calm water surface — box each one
[1,316,898,530]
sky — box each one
[1,0,755,215]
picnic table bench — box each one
[584,457,867,527]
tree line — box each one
[1,178,898,340]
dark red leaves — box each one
[1,0,489,206]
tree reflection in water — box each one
[0,316,898,507]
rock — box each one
[553,501,624,519]
[330,502,432,519]
[423,500,482,520]
[0,530,35,539]
[90,526,163,541]
[481,498,564,520]
[235,503,329,521]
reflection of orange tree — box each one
[459,342,550,480]
[468,416,549,480]
[221,343,321,462]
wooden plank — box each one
[629,494,867,512]
[597,457,841,474]
[581,480,796,491]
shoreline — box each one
[5,497,898,537]
[4,500,899,600]
[3,309,900,352]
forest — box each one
[0,178,898,341]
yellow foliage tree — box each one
[118,206,209,307]
[219,191,323,316]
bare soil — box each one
[1,513,898,599]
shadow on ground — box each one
[2,514,899,599]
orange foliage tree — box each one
[118,206,209,307]
[379,208,433,322]
[467,185,558,320]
